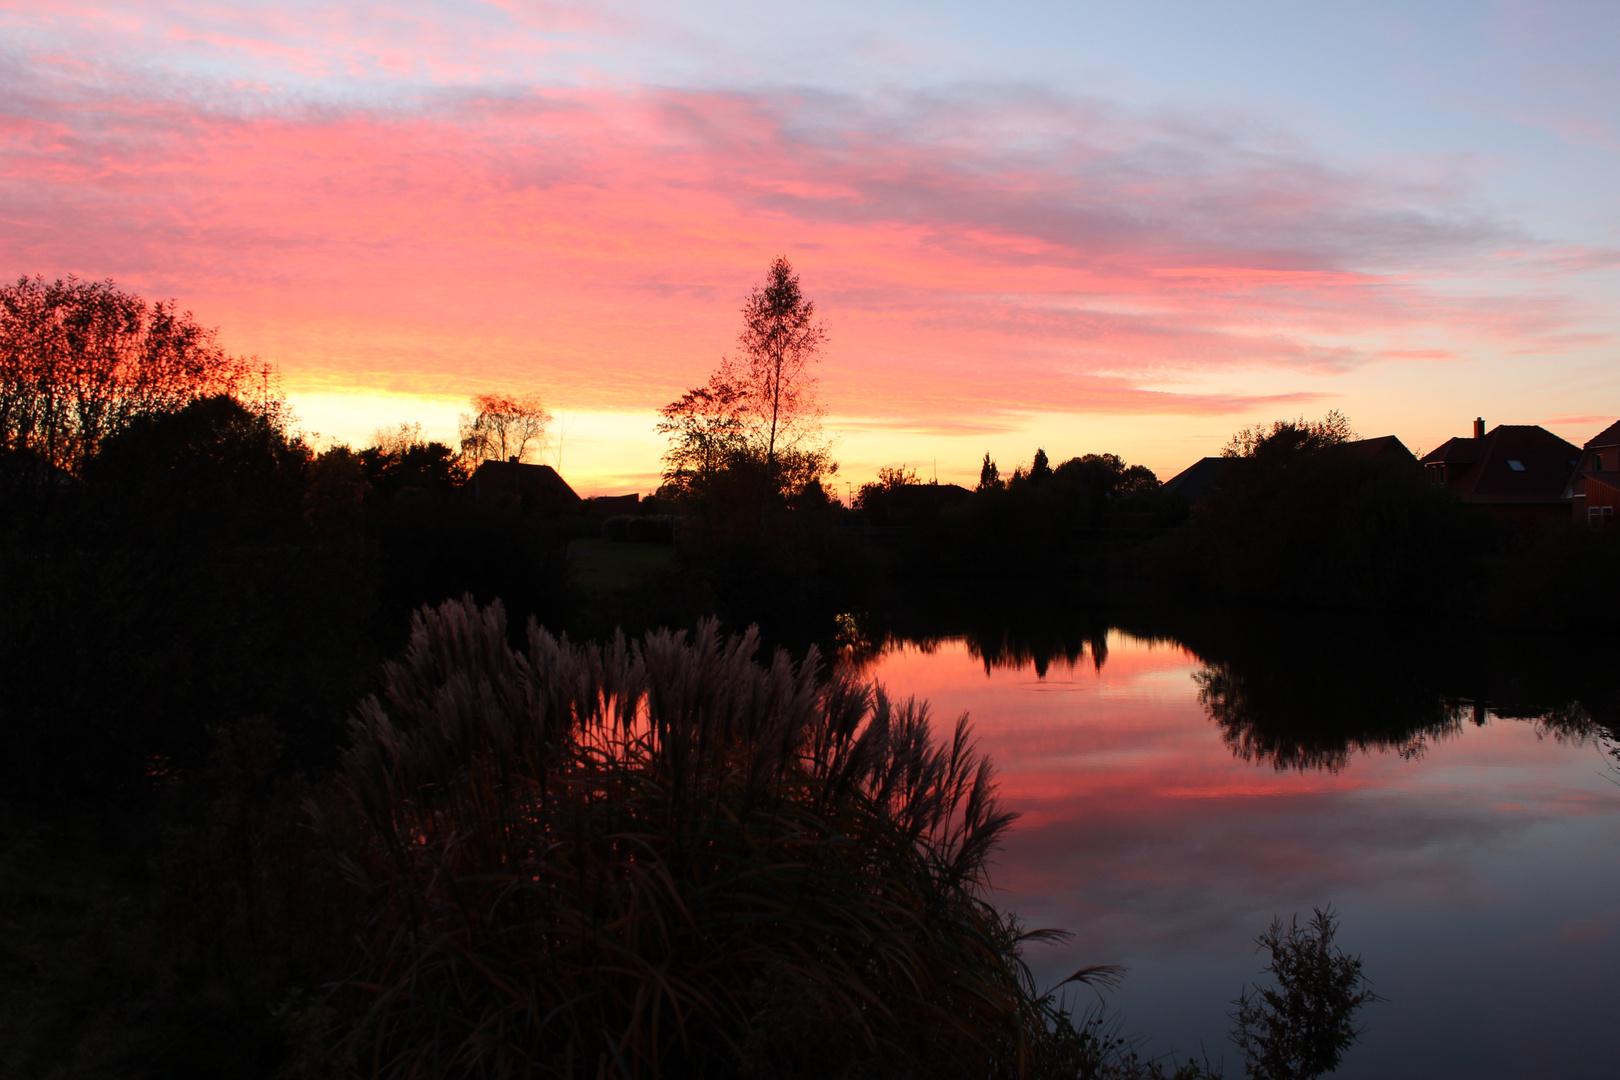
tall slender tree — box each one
[658,257,834,503]
[735,256,827,493]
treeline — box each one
[855,415,1620,628]
[853,450,1183,580]
[6,269,1611,820]
[1161,414,1481,611]
[1176,416,1620,625]
[2,398,579,805]
[0,278,579,806]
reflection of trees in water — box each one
[1494,699,1620,771]
[1196,659,1620,773]
[962,624,1113,677]
[1195,657,1618,774]
[844,597,1175,679]
[860,583,1620,774]
[1195,662,1466,773]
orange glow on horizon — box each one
[6,53,1616,490]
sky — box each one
[3,0,1618,495]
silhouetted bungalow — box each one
[1567,420,1620,526]
[1344,435,1418,467]
[1160,457,1229,507]
[470,460,582,513]
[1420,418,1579,526]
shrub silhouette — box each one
[1230,907,1381,1080]
[329,597,1082,1079]
[625,515,665,543]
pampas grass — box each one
[325,597,1190,1080]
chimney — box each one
[1473,417,1485,439]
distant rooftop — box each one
[1420,423,1579,505]
[1160,457,1227,505]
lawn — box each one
[567,538,677,600]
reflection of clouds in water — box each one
[864,634,1617,961]
[997,783,1525,961]
[863,620,1620,1077]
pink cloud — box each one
[0,55,1608,423]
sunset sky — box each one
[5,0,1618,494]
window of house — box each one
[1597,453,1605,471]
[1506,459,1526,471]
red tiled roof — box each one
[1420,424,1578,505]
[1583,420,1620,449]
[1421,436,1480,465]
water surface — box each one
[860,612,1620,1079]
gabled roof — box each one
[1160,457,1229,505]
[470,460,583,508]
[1564,424,1620,498]
[1422,436,1481,465]
[1583,420,1620,450]
[1343,435,1416,463]
[1420,425,1579,505]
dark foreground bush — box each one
[316,598,1209,1080]
[1231,908,1382,1080]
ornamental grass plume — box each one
[327,596,1100,1080]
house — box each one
[1160,437,1413,509]
[1160,457,1228,507]
[1419,418,1580,526]
[1343,435,1418,467]
[1567,420,1620,526]
[470,459,583,513]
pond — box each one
[855,597,1620,1079]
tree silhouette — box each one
[458,392,551,464]
[658,257,835,503]
[977,453,1001,491]
[734,256,829,495]
[1030,447,1052,483]
[1231,907,1381,1080]
[0,275,271,475]
[1223,410,1354,460]
[656,373,748,494]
